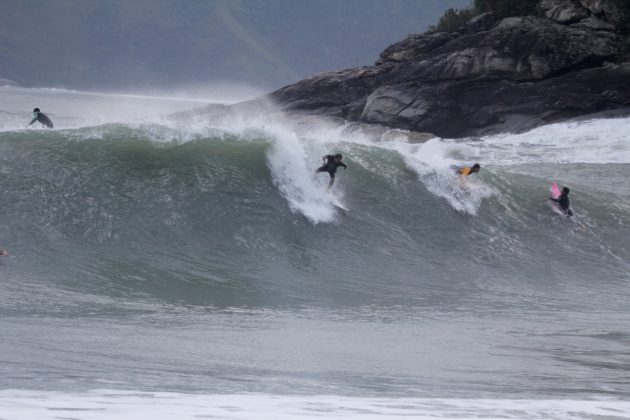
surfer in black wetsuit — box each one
[549,186,573,217]
[316,153,347,189]
[27,108,53,128]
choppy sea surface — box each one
[0,86,629,419]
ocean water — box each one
[0,86,629,419]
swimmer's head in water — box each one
[472,163,481,173]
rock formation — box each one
[270,0,630,138]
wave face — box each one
[1,87,629,403]
[1,108,629,311]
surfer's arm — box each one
[340,163,347,170]
[27,117,37,127]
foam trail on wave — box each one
[382,139,494,214]
[266,125,340,224]
[171,106,344,224]
[289,122,495,215]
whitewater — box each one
[0,86,629,419]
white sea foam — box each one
[180,108,348,224]
[466,117,630,165]
[0,390,628,420]
[5,85,630,218]
[266,125,341,224]
[372,139,493,214]
[0,86,207,132]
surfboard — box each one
[549,184,583,228]
[549,183,566,216]
[328,193,348,212]
[323,188,348,212]
[547,184,586,229]
[332,200,348,212]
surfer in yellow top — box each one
[458,163,480,177]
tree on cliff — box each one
[606,0,630,34]
[430,0,630,39]
[429,0,539,32]
[428,7,478,32]
[473,0,538,18]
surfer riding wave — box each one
[315,153,347,189]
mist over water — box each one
[0,86,629,419]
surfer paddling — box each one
[549,186,573,217]
[316,153,347,189]
[27,108,53,128]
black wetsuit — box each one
[28,112,53,128]
[317,155,347,177]
[551,193,573,216]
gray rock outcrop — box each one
[269,0,630,138]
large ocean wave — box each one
[1,88,630,409]
[0,111,628,314]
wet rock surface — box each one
[269,0,630,138]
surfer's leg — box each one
[328,174,335,190]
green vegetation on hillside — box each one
[429,0,630,56]
[427,8,478,33]
[473,0,538,18]
[428,0,538,33]
[606,0,630,53]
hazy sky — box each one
[0,0,470,92]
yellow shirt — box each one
[459,167,472,176]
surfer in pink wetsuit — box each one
[549,186,573,217]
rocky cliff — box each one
[270,0,630,138]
